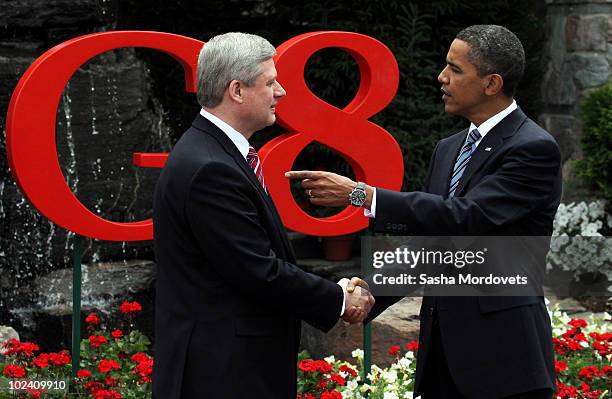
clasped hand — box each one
[338,277,375,324]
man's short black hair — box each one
[456,25,525,97]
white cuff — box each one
[337,279,347,316]
[364,187,377,218]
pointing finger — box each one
[284,170,320,180]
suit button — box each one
[429,307,434,315]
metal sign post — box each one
[71,235,82,379]
[361,233,372,383]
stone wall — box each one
[540,0,612,197]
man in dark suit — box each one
[152,32,374,399]
[286,25,561,398]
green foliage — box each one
[575,83,612,201]
[268,0,546,190]
[120,0,546,191]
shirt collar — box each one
[200,108,250,159]
[467,100,517,144]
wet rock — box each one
[9,260,155,351]
[301,297,422,368]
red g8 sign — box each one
[6,31,403,241]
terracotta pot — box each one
[322,234,355,261]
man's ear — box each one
[228,80,244,104]
[484,74,504,96]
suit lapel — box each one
[452,108,528,197]
[192,115,270,199]
[191,115,295,260]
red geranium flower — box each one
[314,360,333,374]
[131,352,149,363]
[339,364,358,378]
[2,339,39,357]
[562,328,576,340]
[32,353,50,369]
[84,381,104,393]
[77,369,92,379]
[92,388,122,399]
[49,351,70,366]
[588,332,612,341]
[26,390,43,398]
[2,364,26,377]
[131,355,153,383]
[298,359,316,373]
[320,390,342,399]
[557,383,578,399]
[569,319,587,329]
[85,312,101,326]
[406,340,419,351]
[329,373,346,386]
[89,335,108,348]
[388,345,400,356]
[554,360,567,374]
[578,366,600,380]
[98,359,120,374]
[119,301,142,315]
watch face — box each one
[351,190,366,206]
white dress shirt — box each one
[366,100,517,218]
[200,108,250,159]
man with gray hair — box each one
[152,32,373,398]
[288,25,560,398]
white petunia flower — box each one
[382,369,398,384]
[397,357,412,370]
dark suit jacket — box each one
[366,108,562,398]
[152,114,343,399]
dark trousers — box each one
[420,312,553,399]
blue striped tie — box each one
[448,129,482,197]
[246,146,267,193]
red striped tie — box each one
[246,146,267,192]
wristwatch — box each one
[349,182,367,207]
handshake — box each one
[338,277,375,324]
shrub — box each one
[575,82,612,202]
